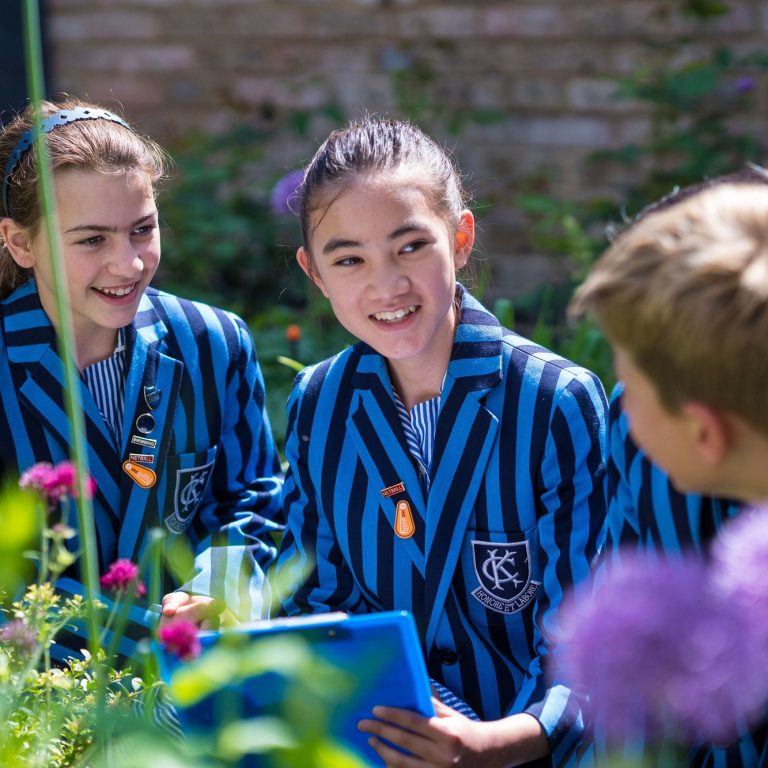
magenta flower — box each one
[158,620,201,661]
[0,619,38,656]
[558,553,768,746]
[270,169,304,216]
[100,559,147,597]
[711,506,768,648]
[19,460,96,504]
[19,462,55,493]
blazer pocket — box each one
[161,446,219,535]
[462,526,542,627]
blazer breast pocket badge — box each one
[470,539,540,615]
[164,458,216,534]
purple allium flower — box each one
[100,559,147,597]
[0,619,38,655]
[158,620,201,661]
[558,553,768,746]
[270,169,304,216]
[711,506,768,647]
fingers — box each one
[365,735,423,767]
[159,592,224,628]
[161,591,189,618]
[358,707,462,767]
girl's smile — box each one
[23,168,160,368]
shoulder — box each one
[500,329,607,407]
[290,343,364,406]
[137,288,251,347]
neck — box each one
[388,362,443,411]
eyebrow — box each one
[321,222,427,255]
[64,212,157,235]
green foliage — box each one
[515,5,766,389]
[156,106,345,319]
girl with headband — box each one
[0,98,283,661]
[271,117,608,767]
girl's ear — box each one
[453,210,475,270]
[0,219,36,269]
[296,246,328,298]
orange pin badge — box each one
[122,460,157,488]
[394,499,415,539]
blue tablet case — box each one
[157,610,434,766]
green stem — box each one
[22,0,99,659]
[21,0,105,745]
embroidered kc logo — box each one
[470,539,540,615]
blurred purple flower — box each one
[558,553,768,746]
[0,619,38,656]
[711,506,768,647]
[158,620,201,661]
[270,169,304,216]
[735,76,756,94]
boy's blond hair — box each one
[571,183,768,435]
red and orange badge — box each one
[380,482,415,539]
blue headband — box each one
[2,106,131,218]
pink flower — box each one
[19,462,55,492]
[158,620,201,661]
[100,559,147,597]
[19,460,96,504]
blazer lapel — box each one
[5,286,123,528]
[423,288,504,649]
[346,353,427,574]
[117,307,183,561]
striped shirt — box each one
[82,328,127,447]
[392,389,440,491]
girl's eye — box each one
[334,255,362,267]
[132,224,156,237]
[79,235,103,246]
[401,240,426,254]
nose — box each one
[365,254,409,302]
[107,237,144,277]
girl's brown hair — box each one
[0,98,167,297]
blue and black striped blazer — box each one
[582,385,766,768]
[273,287,608,764]
[0,280,283,660]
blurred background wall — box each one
[2,1,767,393]
[36,0,766,304]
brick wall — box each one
[48,0,768,303]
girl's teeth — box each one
[97,285,133,297]
[374,305,416,322]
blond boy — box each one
[573,182,768,502]
[571,181,768,766]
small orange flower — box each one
[286,324,302,343]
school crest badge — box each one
[471,539,540,614]
[164,460,215,534]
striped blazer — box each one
[0,280,283,660]
[580,385,766,768]
[273,287,608,764]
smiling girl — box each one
[0,99,283,660]
[272,118,608,767]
